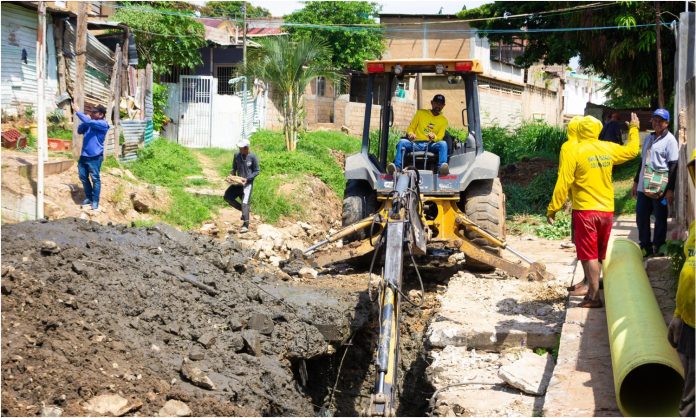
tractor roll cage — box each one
[360,59,484,171]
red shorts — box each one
[573,210,614,261]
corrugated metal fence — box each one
[0,3,59,116]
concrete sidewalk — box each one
[543,214,673,416]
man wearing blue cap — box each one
[632,108,680,257]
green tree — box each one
[283,1,384,71]
[246,37,338,151]
[115,2,206,78]
[461,2,685,107]
[201,1,271,19]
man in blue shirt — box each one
[632,108,680,256]
[72,103,110,210]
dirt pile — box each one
[1,218,362,416]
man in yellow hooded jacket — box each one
[668,149,695,417]
[547,114,640,308]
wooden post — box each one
[37,1,47,219]
[72,2,87,159]
[113,45,123,159]
[121,27,130,97]
[655,1,665,108]
[53,19,70,117]
[106,45,121,159]
[144,63,152,120]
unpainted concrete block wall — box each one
[523,86,560,126]
[479,88,523,129]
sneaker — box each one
[91,202,99,211]
[387,163,397,175]
[82,199,92,206]
[240,226,249,234]
[438,163,450,176]
[641,247,654,258]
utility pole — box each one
[655,1,665,108]
[242,2,247,70]
[72,1,87,159]
[37,1,47,219]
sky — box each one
[247,0,491,17]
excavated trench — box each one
[295,263,452,417]
[2,218,559,417]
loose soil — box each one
[500,157,558,186]
[0,219,365,416]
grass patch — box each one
[129,138,202,187]
[123,139,220,229]
[102,156,122,170]
[197,130,360,223]
[613,156,640,216]
[161,188,226,230]
[131,219,157,228]
[253,130,361,196]
[187,178,210,187]
[47,128,72,140]
[111,184,126,205]
[195,147,234,178]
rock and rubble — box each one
[0,218,367,416]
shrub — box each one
[482,122,566,165]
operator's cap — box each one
[93,104,107,114]
[238,139,250,148]
[652,108,670,122]
[432,94,446,104]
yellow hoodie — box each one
[559,115,583,163]
[547,116,640,216]
[674,222,695,327]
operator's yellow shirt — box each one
[547,116,640,216]
[407,110,448,141]
[674,222,695,327]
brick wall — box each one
[333,95,382,135]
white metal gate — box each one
[177,75,215,148]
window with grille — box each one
[216,66,237,95]
[490,40,525,66]
[317,77,326,97]
[158,66,193,84]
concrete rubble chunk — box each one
[41,405,63,417]
[196,331,217,348]
[298,267,318,280]
[180,362,216,390]
[40,240,60,255]
[247,313,274,335]
[242,329,262,356]
[83,394,142,416]
[158,399,192,417]
[498,350,554,395]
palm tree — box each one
[246,36,338,151]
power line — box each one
[111,4,677,38]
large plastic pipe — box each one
[603,238,684,416]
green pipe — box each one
[603,238,684,416]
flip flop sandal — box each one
[568,285,589,297]
[578,298,603,308]
[567,281,587,291]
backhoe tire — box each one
[342,180,377,243]
[462,178,506,271]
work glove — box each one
[667,317,683,348]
